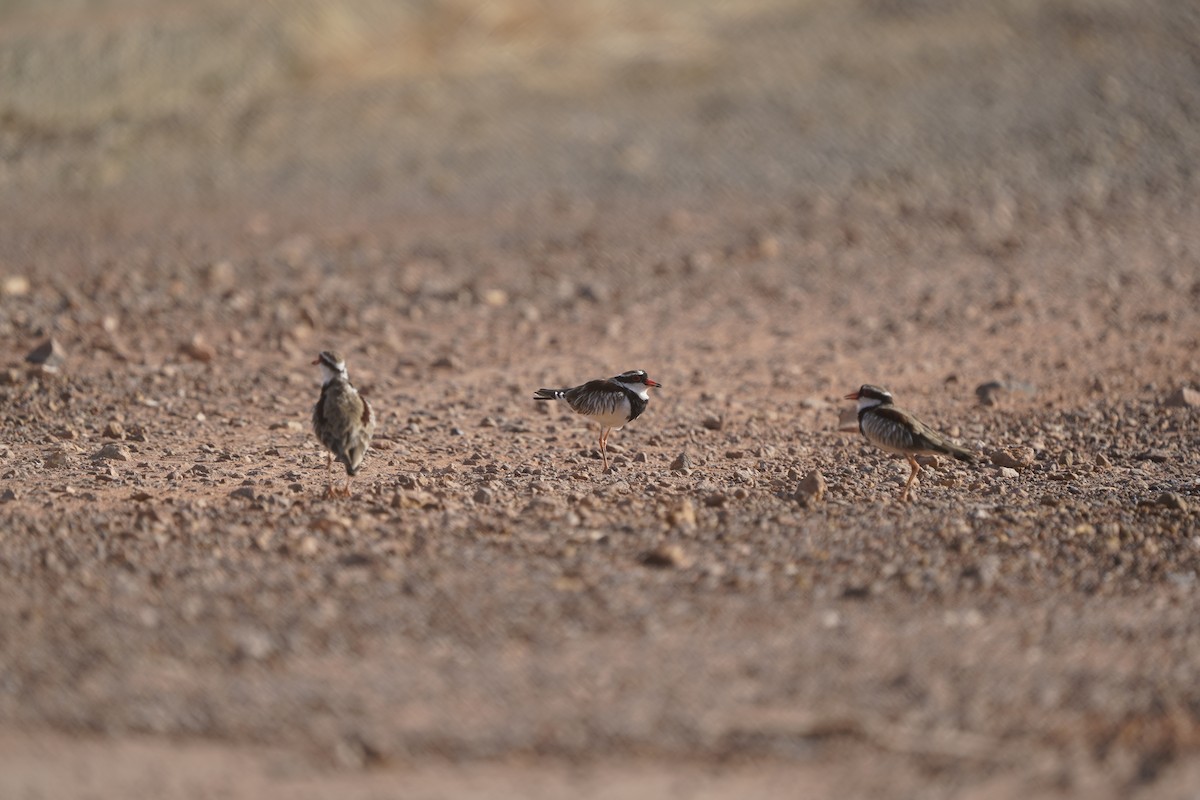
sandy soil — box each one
[2,1,1199,797]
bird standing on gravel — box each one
[311,350,375,498]
[845,384,976,502]
[535,369,662,472]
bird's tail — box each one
[938,442,977,463]
[534,388,565,401]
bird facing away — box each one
[844,384,976,502]
[534,369,662,472]
[311,350,375,498]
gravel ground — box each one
[2,1,1200,797]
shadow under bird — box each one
[534,369,662,472]
[845,384,976,502]
[311,350,375,497]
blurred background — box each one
[4,0,1199,225]
[3,3,1200,797]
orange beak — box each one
[646,379,662,388]
[844,391,860,400]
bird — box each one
[311,350,375,498]
[844,384,976,502]
[534,369,662,472]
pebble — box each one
[670,452,694,472]
[473,487,493,505]
[795,470,827,506]
[998,467,1019,479]
[181,335,216,362]
[990,446,1035,470]
[637,544,691,569]
[975,380,1035,407]
[94,443,131,462]
[25,337,66,371]
[1,275,30,296]
[701,415,724,431]
[1164,386,1200,408]
[229,486,257,500]
[975,381,1005,407]
[667,499,697,528]
[103,421,125,439]
[1153,493,1189,512]
[233,627,276,661]
[296,535,320,556]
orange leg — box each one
[599,428,610,471]
[900,455,920,502]
[322,453,335,498]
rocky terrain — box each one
[1,1,1199,797]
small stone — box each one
[670,452,694,472]
[638,544,691,569]
[25,337,66,371]
[1057,450,1075,467]
[795,470,827,506]
[1164,387,1200,408]
[44,448,73,468]
[1,275,30,296]
[481,288,509,307]
[667,499,697,528]
[999,467,1019,479]
[990,447,1035,470]
[0,488,17,503]
[233,627,276,661]
[1155,493,1189,512]
[473,487,493,505]
[206,260,236,289]
[975,381,1005,407]
[181,335,215,362]
[392,490,441,510]
[103,421,125,439]
[230,486,257,500]
[94,443,130,462]
[1095,452,1112,469]
[701,415,724,431]
[296,535,320,556]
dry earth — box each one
[2,1,1200,797]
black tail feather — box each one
[945,444,977,463]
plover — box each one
[535,369,662,472]
[311,350,375,497]
[845,384,976,502]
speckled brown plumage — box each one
[312,350,375,497]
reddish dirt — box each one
[2,1,1200,797]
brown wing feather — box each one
[563,379,625,417]
[872,406,975,462]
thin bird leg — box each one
[599,427,610,471]
[901,455,921,502]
